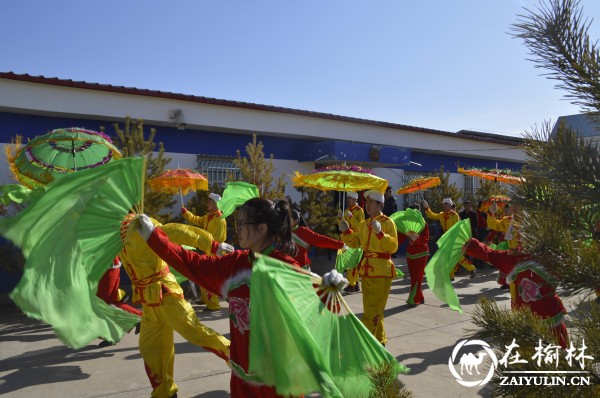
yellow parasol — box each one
[292,164,388,193]
[148,168,209,205]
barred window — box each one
[196,155,240,190]
[463,175,477,199]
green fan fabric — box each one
[424,219,471,313]
[496,241,509,250]
[389,209,426,235]
[217,181,259,219]
[335,247,363,273]
[0,157,144,348]
[249,254,409,397]
[0,184,45,205]
[169,244,196,284]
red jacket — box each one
[292,226,344,268]
[397,224,429,259]
[147,227,300,397]
[464,239,566,324]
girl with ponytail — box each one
[135,197,303,396]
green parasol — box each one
[389,208,426,235]
[424,219,471,313]
[0,157,144,348]
[248,254,408,397]
[6,128,122,189]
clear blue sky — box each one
[2,1,599,137]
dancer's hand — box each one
[136,214,155,241]
[339,220,349,232]
[322,269,349,291]
[421,200,429,209]
[408,231,419,242]
[181,207,188,214]
[370,220,382,234]
[217,243,235,256]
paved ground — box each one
[0,255,578,398]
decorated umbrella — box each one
[5,128,122,189]
[148,168,209,205]
[292,164,388,193]
[396,176,440,195]
[481,194,511,212]
[457,166,524,184]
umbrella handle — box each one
[179,187,184,207]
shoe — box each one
[343,285,355,295]
[354,283,360,293]
[134,322,141,335]
[97,340,115,348]
[450,278,455,281]
[203,307,220,312]
[500,284,510,290]
[469,269,477,279]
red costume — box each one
[464,238,568,348]
[147,227,301,397]
[292,225,344,270]
[96,257,142,317]
[397,225,429,305]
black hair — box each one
[408,203,420,210]
[240,198,297,258]
[291,210,308,227]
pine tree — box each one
[103,117,176,223]
[470,1,600,396]
[425,165,463,212]
[297,187,339,238]
[230,134,286,199]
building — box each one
[552,113,600,148]
[0,72,525,209]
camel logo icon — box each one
[448,339,498,387]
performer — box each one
[423,197,476,279]
[290,210,345,271]
[340,191,365,293]
[339,190,398,345]
[487,202,520,289]
[120,219,231,398]
[182,193,226,310]
[96,256,142,348]
[396,204,429,306]
[463,238,569,348]
[131,198,312,396]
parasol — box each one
[396,176,440,194]
[292,164,388,193]
[457,166,524,184]
[148,168,209,204]
[5,128,122,189]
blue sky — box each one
[2,1,599,137]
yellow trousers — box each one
[139,294,230,398]
[450,256,475,278]
[201,287,221,310]
[361,277,392,345]
[347,266,360,287]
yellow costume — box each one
[183,208,226,310]
[425,207,475,277]
[342,214,398,344]
[487,214,520,249]
[344,204,365,287]
[120,220,230,398]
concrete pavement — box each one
[1,256,522,397]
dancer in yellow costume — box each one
[120,218,231,398]
[339,190,398,345]
[423,197,476,279]
[182,193,226,310]
[339,191,365,293]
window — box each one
[463,175,477,199]
[196,155,240,190]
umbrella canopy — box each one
[6,128,122,189]
[457,166,524,184]
[396,176,441,194]
[480,194,511,212]
[292,164,388,193]
[148,168,209,195]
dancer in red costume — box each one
[463,238,569,348]
[290,210,345,271]
[133,198,316,397]
[96,256,142,347]
[396,204,429,306]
